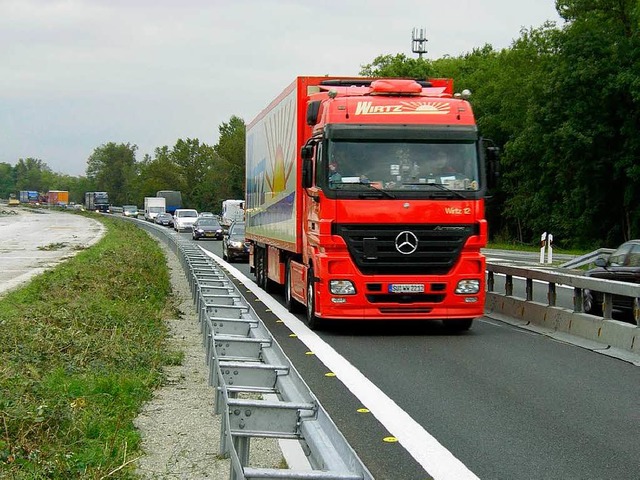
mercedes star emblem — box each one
[395,231,418,255]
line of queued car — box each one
[222,221,249,262]
[191,216,224,240]
[151,208,249,263]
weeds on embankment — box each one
[0,216,176,479]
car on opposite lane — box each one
[192,217,224,241]
[583,239,640,324]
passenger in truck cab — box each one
[328,161,342,186]
[429,150,457,176]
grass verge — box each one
[0,215,175,479]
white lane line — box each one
[202,249,480,480]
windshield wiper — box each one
[402,182,466,199]
[355,181,396,199]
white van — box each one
[173,208,199,232]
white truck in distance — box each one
[144,197,166,221]
[221,199,244,228]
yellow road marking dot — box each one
[276,320,284,323]
[357,408,370,414]
[289,334,297,338]
[383,437,398,443]
[324,372,336,377]
[305,351,315,355]
[265,309,271,312]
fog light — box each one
[456,279,480,294]
[329,280,356,295]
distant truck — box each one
[245,76,495,330]
[19,191,39,204]
[48,190,69,207]
[144,197,166,221]
[221,199,244,228]
[84,191,110,213]
[156,190,182,215]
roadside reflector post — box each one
[540,232,547,264]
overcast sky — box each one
[1,0,562,177]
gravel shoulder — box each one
[134,239,282,479]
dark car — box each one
[222,222,249,262]
[154,212,173,227]
[583,239,640,323]
[192,217,224,240]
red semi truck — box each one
[245,76,493,330]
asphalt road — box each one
[0,208,105,296]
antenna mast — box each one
[411,27,428,59]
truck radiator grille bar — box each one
[365,293,445,304]
[334,224,476,275]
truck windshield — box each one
[325,140,480,195]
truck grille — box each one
[333,224,476,275]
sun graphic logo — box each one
[400,101,450,114]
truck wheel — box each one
[443,319,473,332]
[256,248,269,290]
[284,259,300,313]
[305,269,323,330]
[255,248,264,287]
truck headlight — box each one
[455,279,480,294]
[329,280,356,295]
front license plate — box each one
[388,283,424,293]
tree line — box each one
[0,116,246,216]
[2,1,638,249]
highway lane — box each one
[193,236,640,480]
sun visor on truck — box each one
[324,124,478,141]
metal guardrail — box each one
[133,218,372,480]
[485,261,640,362]
[486,261,640,322]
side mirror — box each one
[306,101,321,126]
[595,257,607,268]
[302,157,313,188]
[482,139,501,190]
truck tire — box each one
[255,248,265,289]
[305,269,323,330]
[256,248,276,293]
